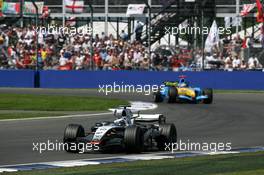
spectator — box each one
[74,52,85,70]
[232,56,241,69]
[234,34,243,57]
[224,54,233,70]
[111,52,120,69]
[140,55,150,70]
[120,30,128,41]
[135,21,143,42]
[261,33,264,49]
[100,49,108,62]
[59,54,68,67]
[171,56,183,71]
[248,55,263,70]
[93,52,102,70]
[240,60,247,70]
[261,24,264,49]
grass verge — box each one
[0,112,66,120]
[0,94,127,111]
[3,152,264,175]
[0,94,128,120]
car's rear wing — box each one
[133,114,166,124]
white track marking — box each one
[109,101,158,112]
[124,155,173,160]
[46,161,100,167]
[0,112,112,122]
[202,151,240,155]
[0,168,17,173]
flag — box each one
[41,6,50,18]
[240,4,256,17]
[256,0,264,22]
[0,0,3,17]
[2,2,20,15]
[65,0,84,14]
[66,17,76,26]
[205,20,220,52]
[23,1,44,16]
[0,0,4,17]
[179,19,188,29]
[224,17,231,28]
[232,16,242,27]
[126,4,146,16]
[0,0,2,10]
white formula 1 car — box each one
[63,105,177,153]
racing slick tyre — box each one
[167,87,178,103]
[63,124,85,153]
[153,91,163,103]
[157,124,177,151]
[203,88,213,104]
[124,126,144,153]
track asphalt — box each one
[0,88,263,166]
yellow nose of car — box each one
[178,88,196,98]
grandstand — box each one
[50,0,216,47]
[0,0,263,70]
[2,0,259,45]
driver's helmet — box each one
[121,109,132,124]
[178,82,188,88]
[116,119,126,126]
[114,108,132,126]
[178,78,189,88]
[122,110,127,117]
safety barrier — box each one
[39,70,264,90]
[0,70,35,88]
[0,70,263,90]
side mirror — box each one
[159,115,166,124]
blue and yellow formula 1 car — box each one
[153,76,213,104]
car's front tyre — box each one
[153,91,163,103]
[203,88,213,104]
[124,126,144,153]
[63,124,85,153]
[167,87,178,103]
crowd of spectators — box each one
[0,24,152,71]
[192,34,263,71]
[0,24,263,71]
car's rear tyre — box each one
[124,126,144,153]
[167,87,178,103]
[157,124,177,151]
[153,91,163,103]
[203,88,213,104]
[63,124,85,153]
